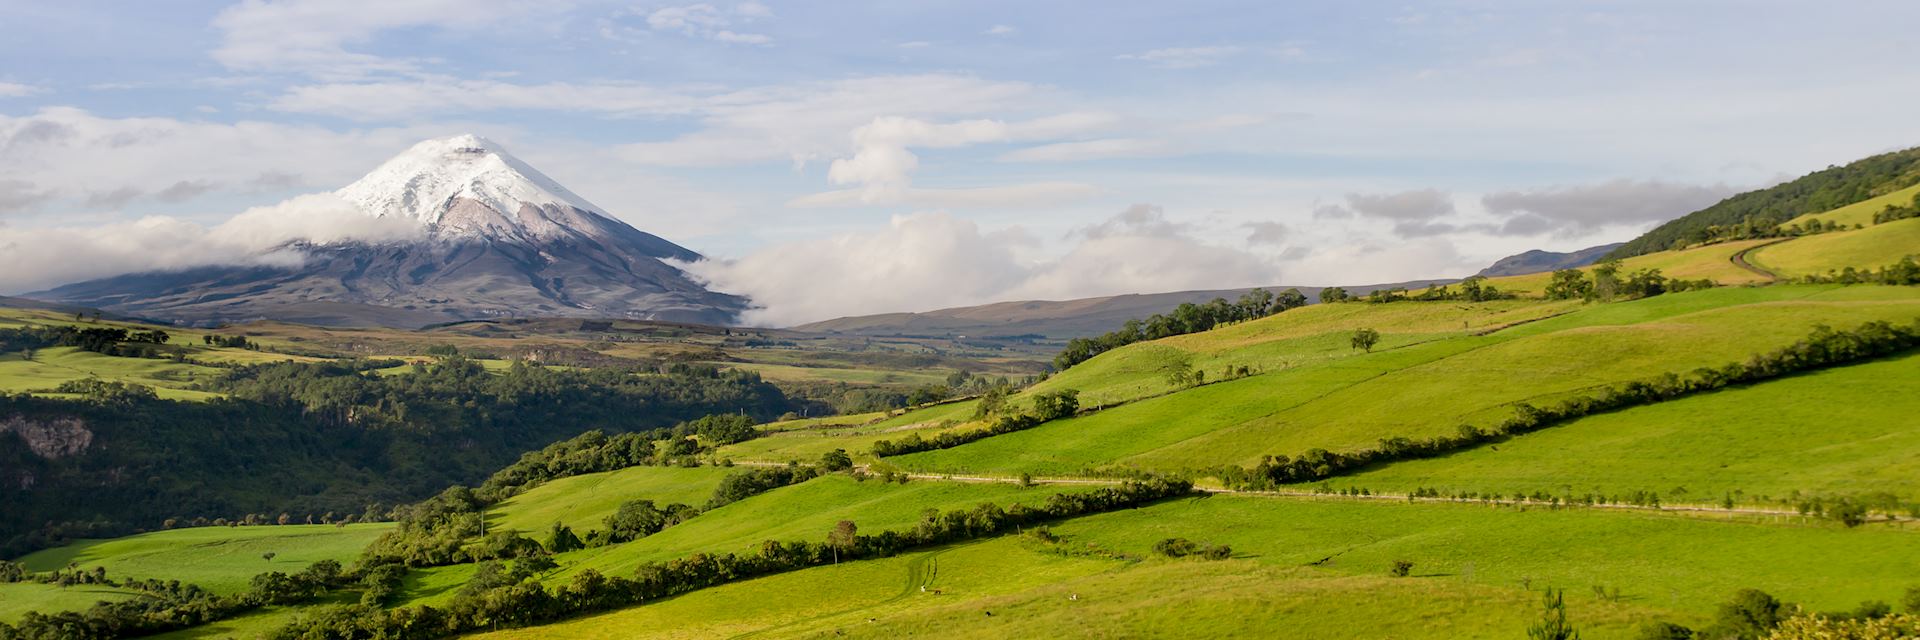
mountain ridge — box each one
[1475,242,1623,277]
[28,135,742,328]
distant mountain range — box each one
[1475,243,1624,277]
[793,280,1452,339]
[29,135,743,328]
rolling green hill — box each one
[1334,350,1920,503]
[889,285,1920,477]
[17,524,391,596]
[1608,145,1920,258]
[8,159,1920,640]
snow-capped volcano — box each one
[31,135,742,327]
[336,135,625,245]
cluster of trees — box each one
[201,334,256,349]
[1635,587,1920,640]
[871,389,1079,457]
[1,357,790,558]
[0,325,173,360]
[0,560,364,640]
[265,478,1194,640]
[1545,262,1715,302]
[1408,276,1510,303]
[1795,256,1920,286]
[1609,146,1920,258]
[367,451,827,567]
[1217,319,1920,490]
[209,357,788,433]
[1872,192,1920,224]
[1053,288,1310,371]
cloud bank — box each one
[681,206,1282,326]
[0,193,419,294]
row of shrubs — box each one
[0,560,368,640]
[366,460,823,568]
[1794,255,1920,286]
[265,478,1195,639]
[1216,319,1920,491]
[870,389,1080,457]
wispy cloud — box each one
[647,3,775,45]
[1116,46,1243,69]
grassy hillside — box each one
[16,523,391,595]
[464,491,1920,639]
[1608,145,1920,258]
[394,475,1098,607]
[1480,238,1775,295]
[0,582,142,623]
[0,347,225,400]
[486,466,737,534]
[1050,495,1920,616]
[465,535,1653,640]
[1747,217,1920,278]
[892,285,1920,476]
[1334,350,1920,503]
[1786,182,1920,228]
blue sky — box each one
[3,1,1919,321]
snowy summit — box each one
[335,134,616,245]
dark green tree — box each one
[1350,328,1381,353]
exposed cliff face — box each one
[0,414,93,459]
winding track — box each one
[1729,238,1792,281]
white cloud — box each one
[791,112,1113,207]
[0,193,421,294]
[647,3,774,45]
[683,207,1280,326]
[210,0,548,78]
[269,76,702,121]
[1345,189,1455,220]
[998,138,1169,163]
[1116,46,1243,69]
[1242,221,1289,246]
[983,24,1016,36]
[1481,179,1739,236]
[0,107,442,218]
[0,179,54,214]
[0,82,45,97]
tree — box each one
[1706,589,1785,640]
[262,552,277,562]
[1545,269,1593,300]
[819,448,853,472]
[1590,260,1623,301]
[545,522,582,553]
[828,520,858,563]
[1031,389,1080,421]
[1528,587,1581,640]
[1388,560,1413,577]
[605,500,669,542]
[1320,287,1350,303]
[1904,586,1920,615]
[1350,328,1381,353]
[1275,288,1310,312]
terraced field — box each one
[395,475,1099,607]
[892,285,1920,476]
[17,523,391,595]
[486,465,739,534]
[1335,350,1920,503]
[1748,216,1920,278]
[1785,183,1920,228]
